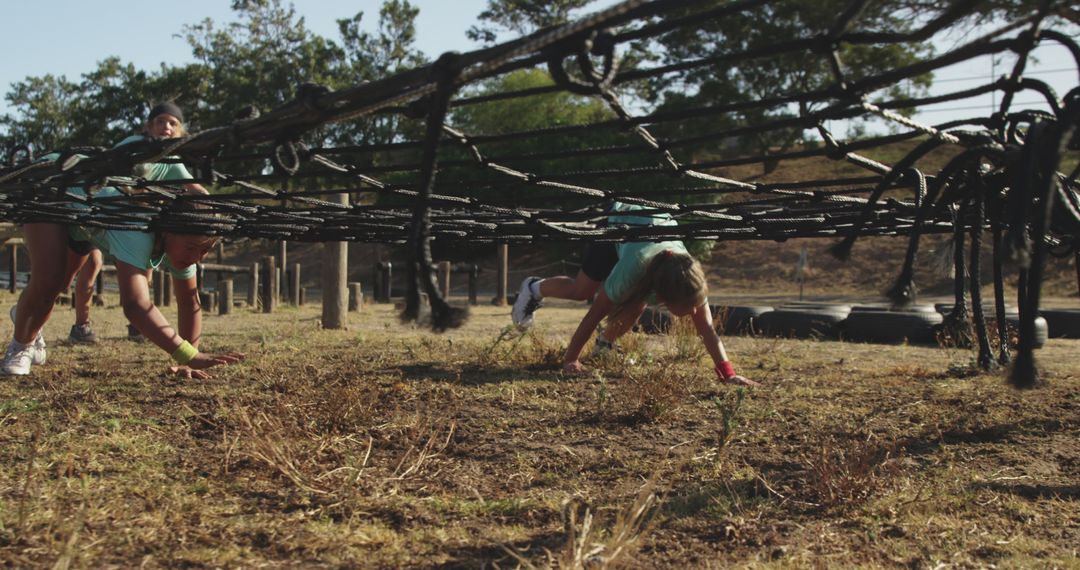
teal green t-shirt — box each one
[603,202,690,304]
[63,137,196,279]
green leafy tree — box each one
[333,0,428,148]
[1,74,81,153]
[180,0,345,129]
[466,0,595,43]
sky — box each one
[0,1,1076,134]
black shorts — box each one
[580,243,618,282]
[67,236,96,256]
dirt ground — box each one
[0,293,1078,569]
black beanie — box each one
[148,101,184,124]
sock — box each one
[8,339,28,351]
[530,279,544,299]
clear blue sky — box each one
[1,1,1076,131]
[0,0,523,116]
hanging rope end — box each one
[1008,349,1041,390]
[828,236,856,261]
[430,302,470,332]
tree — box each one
[466,0,595,44]
[1,74,81,153]
[333,0,428,148]
[641,0,939,169]
[180,0,345,130]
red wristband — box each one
[716,360,736,380]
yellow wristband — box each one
[171,340,198,365]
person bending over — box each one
[3,102,244,379]
[513,202,756,387]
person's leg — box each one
[537,270,601,302]
[13,224,83,343]
[598,301,648,345]
[69,248,102,344]
[72,248,102,326]
[4,224,84,374]
[513,244,616,329]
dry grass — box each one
[0,292,1078,568]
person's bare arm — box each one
[117,262,243,372]
[691,303,759,387]
[563,288,614,374]
[172,275,202,347]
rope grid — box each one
[1,0,1078,384]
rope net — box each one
[0,0,1077,384]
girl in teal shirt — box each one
[513,202,756,386]
[3,103,244,378]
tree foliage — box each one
[0,0,426,157]
[466,0,594,43]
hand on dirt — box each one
[562,360,587,376]
[168,365,213,380]
[187,351,246,370]
[721,374,760,388]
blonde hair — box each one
[612,251,707,319]
[144,116,187,138]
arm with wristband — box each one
[690,303,759,387]
[115,262,243,377]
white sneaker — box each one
[9,305,46,364]
[2,341,35,376]
[512,277,543,329]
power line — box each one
[928,67,1078,85]
[913,99,1055,114]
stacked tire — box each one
[712,305,773,335]
[843,304,942,344]
[1040,308,1080,339]
[935,304,1049,348]
[756,303,851,340]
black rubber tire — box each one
[851,304,938,314]
[1005,315,1049,348]
[935,303,1017,316]
[1040,309,1080,339]
[843,310,943,345]
[757,308,849,339]
[711,305,773,335]
[777,302,853,313]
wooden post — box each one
[216,242,224,284]
[322,193,349,329]
[495,243,508,306]
[262,255,276,313]
[163,273,172,307]
[219,279,233,316]
[248,262,259,309]
[278,241,288,302]
[274,267,282,306]
[349,282,363,312]
[7,242,16,293]
[377,262,392,303]
[299,287,306,306]
[438,261,451,300]
[152,270,164,306]
[468,264,478,306]
[291,263,301,306]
